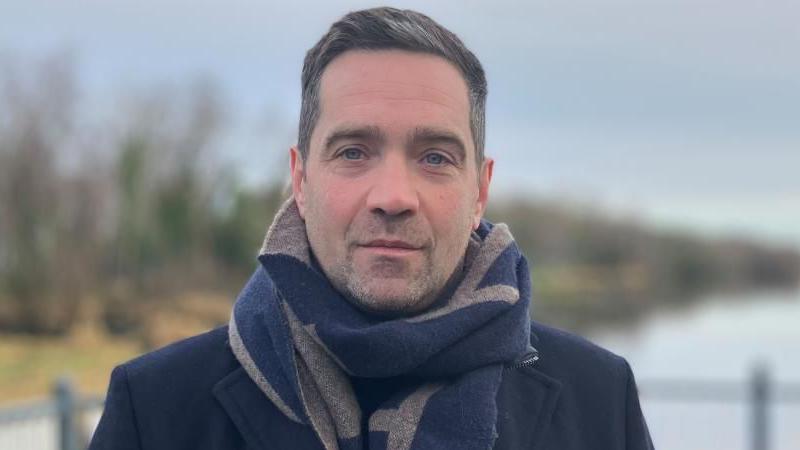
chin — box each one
[346,284,429,317]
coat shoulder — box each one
[91,326,246,450]
[120,325,238,399]
[520,322,653,449]
[530,320,628,378]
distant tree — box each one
[0,54,83,334]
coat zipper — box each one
[508,348,540,370]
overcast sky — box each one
[2,0,798,246]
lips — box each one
[357,239,424,257]
[363,239,421,250]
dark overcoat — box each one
[89,322,654,449]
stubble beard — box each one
[334,248,448,317]
[305,207,471,318]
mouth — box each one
[358,239,423,256]
[364,239,420,249]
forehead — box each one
[313,50,473,151]
[320,50,470,106]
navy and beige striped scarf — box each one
[229,199,532,450]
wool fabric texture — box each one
[229,200,532,450]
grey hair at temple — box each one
[297,7,487,166]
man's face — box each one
[291,50,493,316]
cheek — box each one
[429,186,477,236]
[305,176,364,233]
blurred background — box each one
[0,0,798,449]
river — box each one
[589,289,800,450]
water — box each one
[589,289,800,450]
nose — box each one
[365,154,419,217]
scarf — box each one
[229,199,532,450]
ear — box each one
[290,146,306,219]
[472,157,493,230]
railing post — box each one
[751,363,770,450]
[54,377,79,450]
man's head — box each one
[290,7,493,316]
[298,7,487,166]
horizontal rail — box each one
[0,400,56,423]
[777,384,800,402]
[78,396,105,411]
[639,379,800,403]
[0,394,104,424]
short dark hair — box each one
[298,7,487,165]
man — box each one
[90,7,653,450]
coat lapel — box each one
[493,365,562,450]
[213,367,323,450]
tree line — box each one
[1,55,797,337]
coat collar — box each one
[213,367,323,450]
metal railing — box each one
[0,378,103,450]
[2,367,800,450]
[639,364,800,450]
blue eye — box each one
[342,148,364,160]
[424,153,446,165]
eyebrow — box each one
[407,126,467,163]
[323,125,386,153]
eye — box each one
[423,152,448,166]
[341,147,365,160]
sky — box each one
[1,0,798,247]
